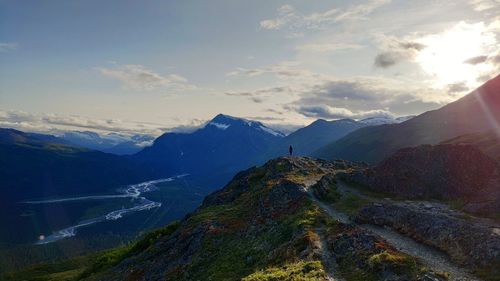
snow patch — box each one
[259,125,284,137]
[208,122,230,130]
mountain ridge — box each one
[314,73,500,163]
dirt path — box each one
[314,227,345,281]
[305,179,482,281]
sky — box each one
[1,0,499,136]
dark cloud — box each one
[464,55,488,65]
[374,52,403,68]
[374,40,426,68]
[306,80,380,101]
[266,108,285,115]
[447,82,469,93]
[399,42,426,51]
[284,76,444,120]
[492,55,500,65]
[250,97,264,103]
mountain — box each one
[17,157,498,280]
[268,116,414,158]
[133,114,284,177]
[359,115,415,126]
[59,131,154,155]
[0,128,147,202]
[314,74,500,163]
[442,130,500,162]
[268,119,365,157]
[346,144,500,215]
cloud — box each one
[464,55,489,64]
[260,0,391,34]
[294,104,395,120]
[96,64,195,91]
[296,43,363,52]
[260,5,298,30]
[469,0,500,12]
[373,36,426,68]
[490,54,500,65]
[334,0,391,22]
[0,42,18,52]
[226,61,327,82]
[0,110,170,136]
[284,75,448,120]
[374,52,405,68]
[447,82,470,93]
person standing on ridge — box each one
[289,145,293,157]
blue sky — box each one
[1,0,499,135]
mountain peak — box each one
[206,114,285,137]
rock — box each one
[351,144,500,216]
[355,202,500,277]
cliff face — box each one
[82,157,443,281]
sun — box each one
[415,22,496,89]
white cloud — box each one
[0,42,18,52]
[96,64,195,92]
[469,0,500,12]
[0,110,170,136]
[294,104,395,120]
[334,0,391,22]
[260,0,392,34]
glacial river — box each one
[24,175,187,244]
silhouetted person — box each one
[289,145,293,156]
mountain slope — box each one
[59,131,154,155]
[134,114,284,176]
[6,157,497,280]
[268,116,413,158]
[314,74,500,163]
[0,128,147,202]
[75,157,446,281]
[268,119,365,157]
[442,130,500,162]
[346,144,500,215]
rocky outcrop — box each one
[355,202,500,278]
[351,144,500,215]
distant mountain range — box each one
[314,73,500,163]
[0,128,148,202]
[267,116,413,157]
[15,130,154,155]
[57,131,154,155]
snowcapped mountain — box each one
[205,114,285,137]
[134,114,284,176]
[59,131,155,155]
[359,115,415,126]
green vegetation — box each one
[334,247,424,281]
[368,251,419,275]
[2,254,91,281]
[242,261,327,281]
[79,221,180,278]
[182,199,328,281]
[2,221,181,281]
[334,193,372,216]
